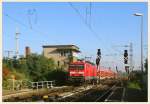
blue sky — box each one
[3,2,148,71]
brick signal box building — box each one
[42,45,80,69]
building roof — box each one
[43,45,80,52]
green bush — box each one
[45,69,69,85]
[127,81,141,90]
[3,54,69,88]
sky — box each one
[2,2,148,72]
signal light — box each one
[124,50,128,57]
[96,49,101,67]
[97,49,101,57]
[124,50,128,64]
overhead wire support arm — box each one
[68,2,102,41]
[4,13,47,36]
[89,2,92,28]
[4,50,14,59]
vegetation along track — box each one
[3,79,120,102]
[57,81,121,102]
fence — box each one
[31,81,55,90]
[3,79,55,91]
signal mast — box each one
[96,49,101,84]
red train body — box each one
[69,61,117,83]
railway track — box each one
[3,79,120,102]
[104,87,124,102]
[3,90,32,101]
[56,81,124,102]
[78,83,125,102]
[56,85,93,102]
[3,89,31,96]
[39,79,120,102]
[2,86,73,102]
[51,84,113,102]
[95,84,117,102]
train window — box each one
[69,65,84,69]
[78,65,84,69]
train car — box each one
[95,68,117,79]
[68,60,117,84]
[108,69,117,79]
[97,68,107,79]
[69,61,97,83]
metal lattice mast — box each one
[15,27,20,59]
[129,42,133,72]
[5,50,13,59]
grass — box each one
[127,81,141,90]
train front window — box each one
[69,65,84,70]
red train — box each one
[68,61,117,83]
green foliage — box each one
[127,81,141,90]
[2,80,11,90]
[26,54,55,81]
[3,58,13,70]
[129,70,147,91]
[45,69,69,85]
[130,70,142,81]
[3,54,69,87]
[11,69,27,80]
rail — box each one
[94,83,117,102]
[104,87,124,102]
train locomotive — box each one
[68,60,117,83]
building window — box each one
[57,61,60,66]
[60,51,67,57]
[64,51,65,56]
[60,51,63,56]
[60,50,72,57]
[66,50,71,57]
[64,61,66,66]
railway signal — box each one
[124,50,128,64]
[125,66,129,74]
[96,49,101,84]
[96,58,100,67]
[96,49,101,66]
[116,66,118,73]
[97,49,101,58]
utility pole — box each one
[15,27,20,59]
[129,43,133,72]
[5,50,13,59]
[85,2,92,27]
[133,13,144,73]
[96,49,101,84]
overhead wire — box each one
[89,2,92,28]
[4,13,44,36]
[68,2,102,42]
[4,4,115,67]
[27,8,38,29]
[85,7,88,25]
[3,13,54,56]
[68,2,113,53]
[4,13,60,44]
[68,2,115,66]
[27,12,32,29]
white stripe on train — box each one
[70,72,84,74]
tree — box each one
[26,54,55,81]
[3,53,68,86]
[2,66,10,80]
